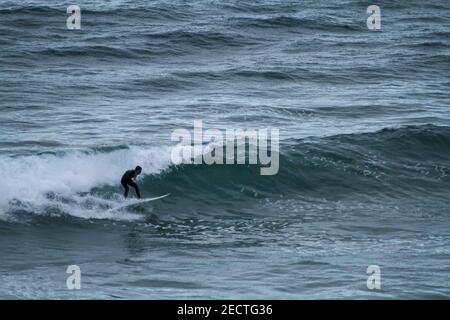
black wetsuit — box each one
[121,169,141,199]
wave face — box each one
[161,124,450,199]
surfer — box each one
[121,166,142,199]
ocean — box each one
[0,0,449,299]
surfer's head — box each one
[134,166,142,176]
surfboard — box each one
[110,193,170,211]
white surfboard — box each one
[110,193,170,211]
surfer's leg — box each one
[121,181,129,198]
[130,182,141,199]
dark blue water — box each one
[0,0,449,298]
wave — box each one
[0,6,59,16]
[0,4,187,18]
[12,31,258,62]
[1,125,449,222]
[228,15,362,32]
[142,30,256,48]
[0,146,174,220]
[152,125,450,200]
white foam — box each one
[0,146,175,220]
